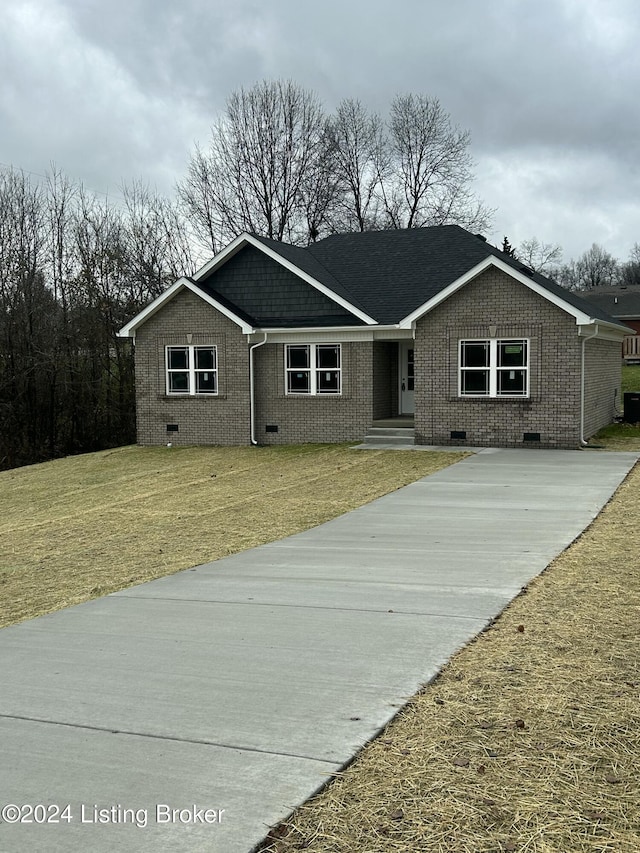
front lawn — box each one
[0,443,463,628]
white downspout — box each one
[249,333,268,446]
[580,324,599,446]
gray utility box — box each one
[623,392,640,423]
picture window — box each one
[459,339,528,397]
[285,344,341,395]
[166,345,218,395]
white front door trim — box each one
[399,341,415,415]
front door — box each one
[399,342,415,414]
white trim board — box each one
[398,256,621,331]
[118,278,255,337]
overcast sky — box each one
[2,0,639,263]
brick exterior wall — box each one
[253,341,373,444]
[134,289,251,445]
[414,269,585,449]
[583,337,622,438]
[132,273,621,449]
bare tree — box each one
[619,242,640,287]
[0,168,55,466]
[178,80,333,247]
[122,180,197,304]
[328,99,388,231]
[554,260,580,291]
[0,165,201,469]
[296,122,343,241]
[576,243,618,289]
[383,94,492,231]
[178,143,222,254]
[179,83,493,245]
[517,237,562,274]
[556,243,618,291]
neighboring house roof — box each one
[119,226,629,337]
[579,287,640,321]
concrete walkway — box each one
[0,449,637,852]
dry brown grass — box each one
[0,443,462,629]
[263,461,640,853]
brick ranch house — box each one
[119,226,629,449]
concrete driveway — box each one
[0,448,637,852]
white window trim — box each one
[166,345,218,396]
[459,338,529,398]
[285,343,342,395]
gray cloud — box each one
[1,0,639,261]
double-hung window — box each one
[459,339,528,397]
[285,344,341,395]
[166,345,217,395]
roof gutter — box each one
[580,324,599,446]
[249,333,268,446]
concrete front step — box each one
[362,427,415,447]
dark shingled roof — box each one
[187,277,259,326]
[198,226,629,329]
[268,226,625,327]
[580,287,640,320]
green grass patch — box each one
[593,422,640,450]
[622,364,640,396]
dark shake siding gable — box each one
[197,245,361,327]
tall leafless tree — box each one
[576,243,619,289]
[619,243,640,287]
[178,80,335,248]
[122,180,197,304]
[517,237,563,274]
[0,165,198,469]
[327,99,388,232]
[556,243,619,291]
[0,169,55,466]
[383,94,492,231]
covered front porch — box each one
[372,416,415,428]
[371,338,415,420]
